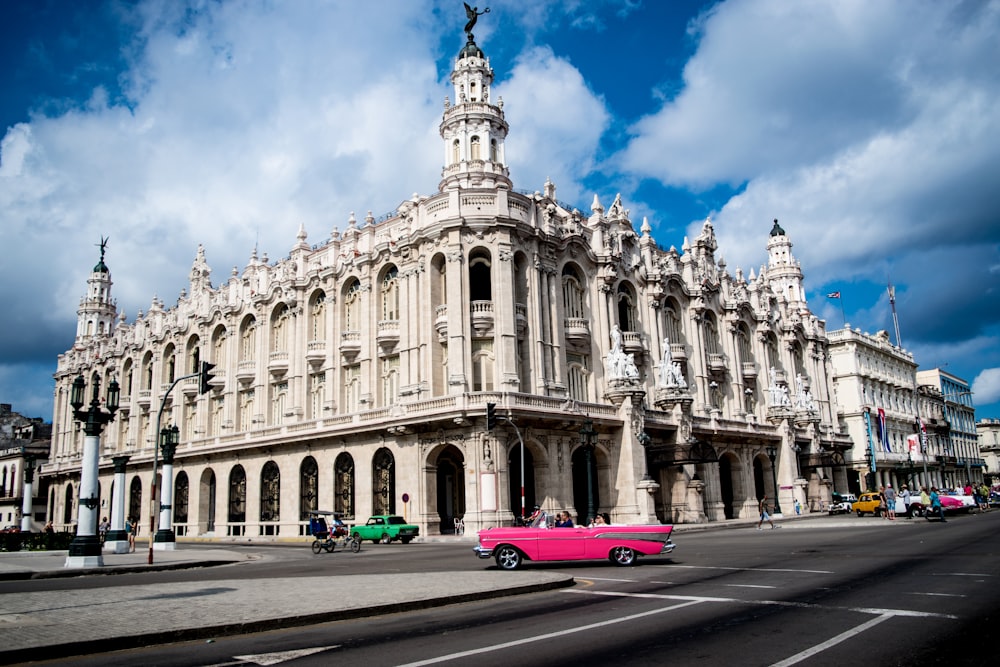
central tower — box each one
[438,26,511,192]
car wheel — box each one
[856,510,863,517]
[495,545,522,570]
[609,546,637,567]
[380,533,392,544]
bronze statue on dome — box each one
[464,3,489,38]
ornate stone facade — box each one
[42,30,851,539]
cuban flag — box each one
[877,408,891,452]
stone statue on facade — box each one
[657,338,687,389]
[606,325,635,382]
[794,373,816,410]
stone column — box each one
[65,430,103,568]
[105,455,131,554]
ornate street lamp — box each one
[154,425,180,549]
[579,420,597,525]
[67,372,120,568]
[765,445,783,514]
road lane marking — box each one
[563,589,959,618]
[770,614,892,667]
[395,599,705,666]
[931,572,993,577]
[907,592,966,597]
[725,584,776,589]
[581,576,636,582]
[660,564,833,574]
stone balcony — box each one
[305,340,326,365]
[622,331,643,353]
[434,305,448,342]
[708,352,727,373]
[236,360,256,383]
[268,350,289,375]
[742,361,759,378]
[377,319,400,352]
[470,300,494,338]
[564,317,590,343]
[340,331,361,360]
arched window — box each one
[470,135,481,160]
[335,453,355,519]
[271,304,290,352]
[381,356,399,406]
[490,138,499,162]
[240,317,257,361]
[260,461,280,522]
[566,353,590,402]
[228,465,246,523]
[300,456,319,520]
[310,291,326,341]
[239,388,255,430]
[163,344,176,384]
[737,322,754,365]
[471,340,494,392]
[174,472,189,524]
[122,359,134,396]
[309,372,326,419]
[469,250,492,301]
[142,352,154,390]
[562,265,585,319]
[372,449,395,515]
[617,283,637,332]
[703,311,722,356]
[271,381,288,425]
[212,326,228,367]
[451,139,461,165]
[344,279,362,332]
[663,298,684,345]
[343,364,361,413]
[381,267,399,321]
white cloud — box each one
[973,368,1000,408]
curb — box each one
[0,558,241,581]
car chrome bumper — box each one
[660,539,676,555]
[473,545,493,559]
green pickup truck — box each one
[350,515,419,544]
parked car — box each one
[828,493,858,515]
[349,515,419,544]
[473,513,676,570]
[852,491,925,517]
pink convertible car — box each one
[474,515,676,570]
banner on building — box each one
[877,408,891,452]
[907,434,920,453]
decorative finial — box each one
[464,3,490,40]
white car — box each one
[828,494,857,515]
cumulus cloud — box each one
[973,368,1000,408]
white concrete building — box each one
[41,27,851,540]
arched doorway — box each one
[128,477,142,525]
[372,448,395,515]
[199,468,216,534]
[508,444,536,522]
[754,456,766,500]
[435,445,465,533]
[719,455,735,519]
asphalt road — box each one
[18,512,1000,666]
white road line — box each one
[931,572,993,577]
[726,584,777,589]
[770,614,893,667]
[563,589,959,618]
[583,576,636,582]
[661,564,833,574]
[395,600,704,666]
[907,592,967,598]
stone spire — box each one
[766,219,808,310]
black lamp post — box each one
[906,452,915,489]
[67,372,120,567]
[863,448,875,491]
[765,445,783,514]
[579,420,597,525]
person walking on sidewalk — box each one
[884,485,897,520]
[757,495,776,530]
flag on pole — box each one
[877,408,891,452]
[826,291,841,299]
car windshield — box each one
[387,517,406,525]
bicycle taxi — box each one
[308,510,361,554]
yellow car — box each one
[851,492,884,517]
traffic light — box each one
[486,403,497,431]
[199,361,217,394]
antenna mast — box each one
[887,280,902,347]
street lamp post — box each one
[765,445,783,514]
[579,420,597,525]
[154,425,180,550]
[20,455,36,533]
[66,372,120,568]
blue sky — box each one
[2,0,999,422]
